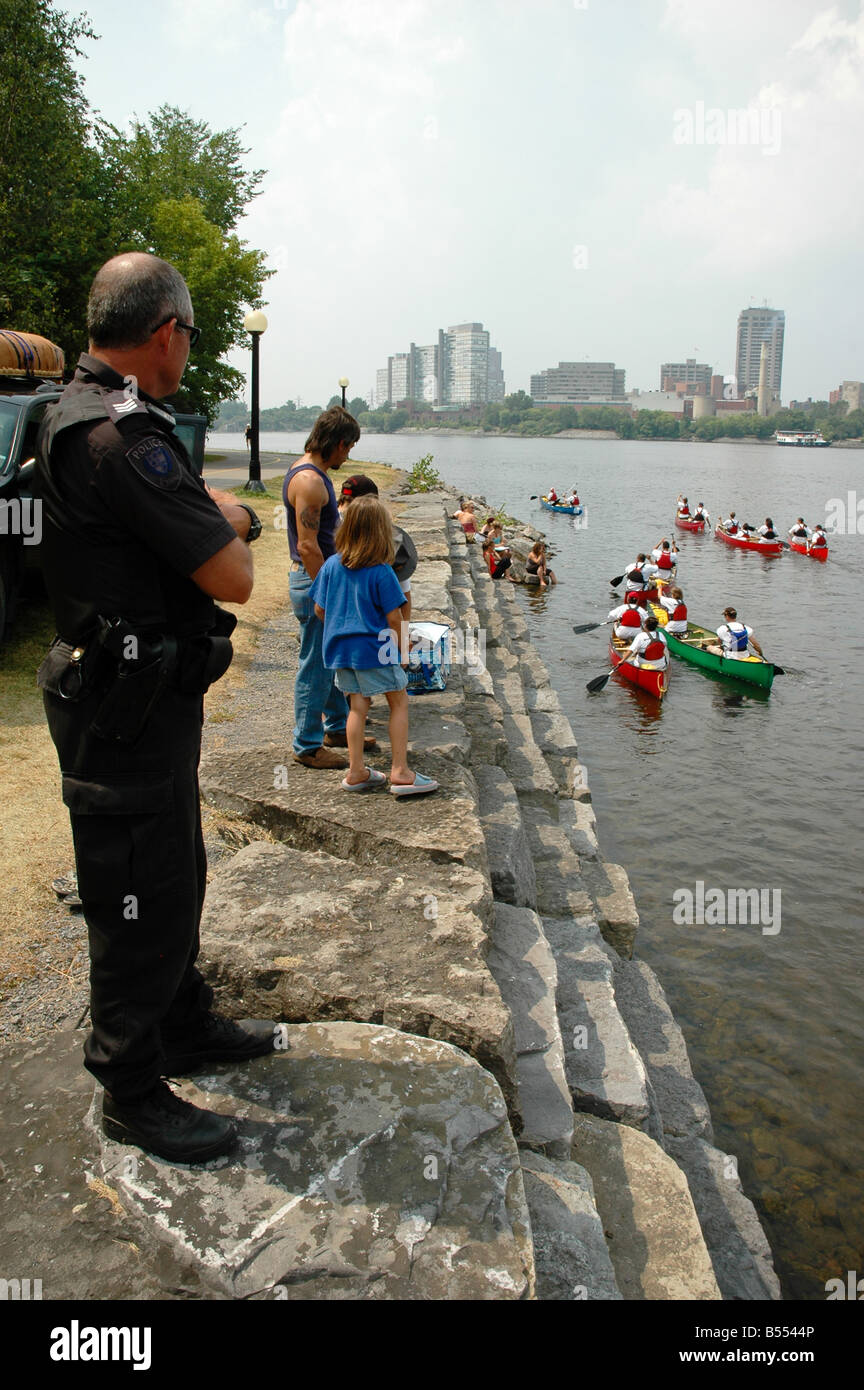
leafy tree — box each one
[98,109,270,421]
[504,390,533,412]
[140,196,269,421]
[348,396,368,417]
[0,0,115,353]
[102,107,265,239]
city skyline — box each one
[64,0,864,409]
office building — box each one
[829,380,864,412]
[735,306,784,401]
[530,361,626,401]
[660,359,713,393]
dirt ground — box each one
[0,460,401,1037]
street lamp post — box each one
[339,376,349,409]
[243,309,268,494]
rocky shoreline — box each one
[0,480,780,1301]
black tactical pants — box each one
[44,682,213,1102]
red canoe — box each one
[609,636,670,699]
[714,525,783,557]
[675,514,706,533]
[789,540,828,561]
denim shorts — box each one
[335,665,409,696]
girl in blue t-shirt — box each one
[311,495,438,796]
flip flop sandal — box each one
[389,773,439,797]
[52,874,78,897]
[341,769,387,792]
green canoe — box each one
[650,608,776,689]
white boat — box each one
[775,429,830,447]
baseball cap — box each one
[339,474,378,502]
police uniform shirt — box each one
[36,354,237,641]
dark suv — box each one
[0,381,207,644]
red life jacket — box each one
[727,521,739,533]
[620,608,642,627]
[679,505,690,516]
[657,552,674,570]
[643,638,666,661]
[671,602,687,622]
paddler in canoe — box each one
[692,501,710,526]
[676,493,691,517]
[789,517,810,545]
[756,517,780,543]
[624,613,670,670]
[706,607,765,661]
[655,585,688,635]
[622,553,661,603]
[718,511,740,536]
[809,522,828,551]
[651,538,679,576]
[607,594,644,639]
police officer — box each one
[35,252,273,1164]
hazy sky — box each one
[67,0,863,407]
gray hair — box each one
[87,253,193,349]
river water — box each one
[212,429,863,1300]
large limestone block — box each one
[584,861,640,959]
[409,560,454,617]
[520,1152,622,1301]
[571,1113,721,1301]
[612,958,712,1143]
[200,745,487,874]
[200,841,517,1113]
[488,904,573,1148]
[544,917,651,1131]
[501,714,560,802]
[557,797,600,861]
[665,1136,781,1301]
[405,707,472,765]
[475,765,536,908]
[96,1025,535,1300]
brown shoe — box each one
[323,732,378,751]
[292,747,349,770]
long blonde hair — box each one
[335,494,395,570]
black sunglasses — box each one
[152,315,201,348]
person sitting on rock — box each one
[482,538,514,580]
[453,501,478,542]
[525,540,556,589]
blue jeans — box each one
[289,569,348,754]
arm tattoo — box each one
[299,504,321,531]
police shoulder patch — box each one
[126,435,182,491]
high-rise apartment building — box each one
[735,306,784,399]
[530,362,626,401]
[487,346,505,403]
[375,322,503,406]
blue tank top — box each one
[284,462,340,564]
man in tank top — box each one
[284,406,377,768]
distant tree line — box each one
[0,0,270,421]
[346,392,864,442]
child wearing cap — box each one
[312,495,437,797]
[339,474,417,619]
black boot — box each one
[102,1081,237,1163]
[162,1013,277,1075]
